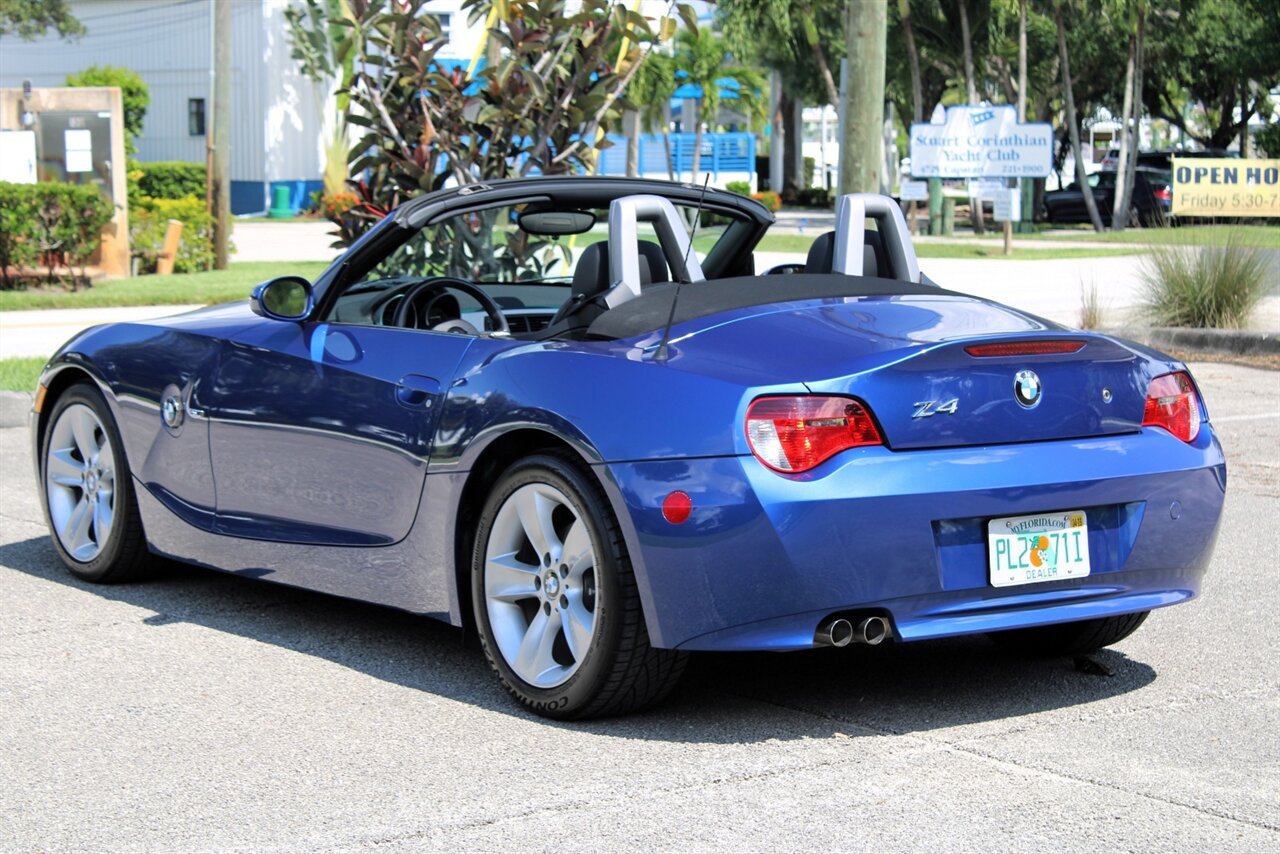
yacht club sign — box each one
[910,106,1053,178]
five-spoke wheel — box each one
[483,482,599,688]
[40,382,156,583]
[472,453,687,718]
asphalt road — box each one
[1,363,1277,852]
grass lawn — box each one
[1035,224,1280,246]
[0,356,46,391]
[0,262,330,311]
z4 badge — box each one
[912,398,959,418]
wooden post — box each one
[1003,220,1013,256]
[156,219,184,276]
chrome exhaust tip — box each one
[815,617,854,648]
[856,616,889,646]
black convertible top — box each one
[586,274,958,340]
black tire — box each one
[471,451,687,719]
[987,610,1150,656]
[39,382,160,584]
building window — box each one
[432,13,451,39]
[188,98,205,136]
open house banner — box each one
[1172,158,1280,217]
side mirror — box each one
[251,276,313,321]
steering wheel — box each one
[391,276,510,335]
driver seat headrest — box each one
[571,241,612,301]
[805,230,887,278]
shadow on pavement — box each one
[1,534,1157,741]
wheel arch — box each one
[450,425,653,643]
[33,360,115,472]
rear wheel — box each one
[987,611,1150,656]
[40,382,158,583]
[472,452,687,719]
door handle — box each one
[396,374,441,409]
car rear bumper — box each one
[603,426,1226,651]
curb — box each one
[0,391,33,429]
[1106,327,1280,357]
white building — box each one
[0,0,487,214]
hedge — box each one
[0,182,114,290]
[135,161,206,201]
[130,195,219,274]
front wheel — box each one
[472,452,687,719]
[987,611,1150,656]
[40,382,159,583]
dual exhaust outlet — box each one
[815,615,890,648]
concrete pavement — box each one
[1,362,1277,851]
[0,304,203,360]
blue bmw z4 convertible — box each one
[31,177,1226,718]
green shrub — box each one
[725,180,752,197]
[0,181,113,289]
[66,65,149,155]
[130,195,218,274]
[1140,229,1271,328]
[136,161,206,201]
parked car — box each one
[32,178,1225,719]
[1097,148,1234,173]
[1043,167,1171,226]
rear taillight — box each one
[745,396,883,473]
[1154,186,1172,202]
[1143,372,1201,443]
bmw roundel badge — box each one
[1013,369,1042,408]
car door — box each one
[206,319,471,546]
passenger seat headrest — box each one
[637,240,669,285]
[805,231,835,274]
[571,241,612,300]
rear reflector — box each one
[965,340,1086,357]
[662,491,692,524]
[1143,372,1201,443]
[745,396,883,473]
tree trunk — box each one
[800,3,841,108]
[782,92,800,195]
[958,0,984,234]
[1121,5,1145,223]
[899,0,924,123]
[959,0,977,105]
[624,110,639,178]
[1110,28,1137,230]
[690,99,703,181]
[841,0,888,195]
[1017,0,1027,121]
[1055,4,1104,232]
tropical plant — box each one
[329,0,690,247]
[670,29,765,180]
[284,0,357,200]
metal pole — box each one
[212,0,231,269]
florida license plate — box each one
[987,511,1091,588]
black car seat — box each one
[804,230,890,278]
[545,241,613,331]
[637,240,670,285]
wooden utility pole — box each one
[839,0,888,195]
[212,0,231,269]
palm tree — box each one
[630,51,679,180]
[671,29,765,180]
